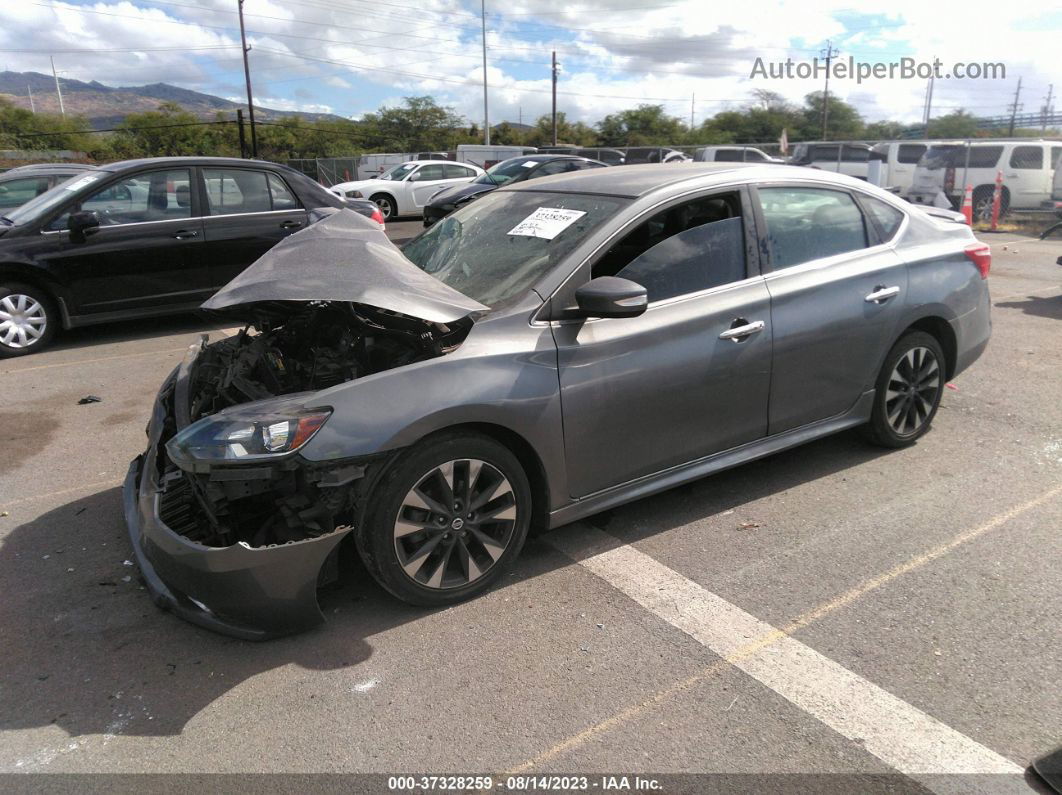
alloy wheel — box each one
[0,293,48,349]
[885,346,940,436]
[373,197,393,219]
[393,459,518,590]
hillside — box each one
[0,71,345,127]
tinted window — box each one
[1052,147,1062,170]
[920,145,963,169]
[898,144,926,164]
[79,169,192,225]
[863,196,905,241]
[416,164,445,180]
[842,145,869,163]
[714,149,744,162]
[204,169,271,215]
[268,173,298,210]
[443,164,472,179]
[812,145,839,161]
[967,146,1003,168]
[1009,146,1043,170]
[757,187,868,269]
[593,193,746,302]
[0,176,50,209]
[745,149,768,162]
[534,160,576,177]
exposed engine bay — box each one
[155,301,472,550]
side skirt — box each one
[547,390,875,530]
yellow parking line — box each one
[509,480,1062,773]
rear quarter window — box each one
[1009,146,1044,170]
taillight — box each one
[965,242,991,279]
[370,207,385,226]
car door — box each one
[1006,145,1046,209]
[406,164,453,212]
[891,144,926,195]
[200,167,308,288]
[35,167,209,317]
[552,188,772,497]
[752,184,908,434]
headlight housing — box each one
[167,406,331,469]
[346,190,363,199]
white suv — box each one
[908,140,1062,218]
[694,146,781,163]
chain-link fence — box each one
[286,157,361,186]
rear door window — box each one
[204,169,273,215]
[592,192,748,302]
[1009,146,1044,170]
[267,173,299,210]
[714,149,744,162]
[757,187,868,270]
[80,169,192,225]
[967,146,1003,168]
[898,144,926,164]
[416,164,446,181]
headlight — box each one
[347,190,363,199]
[167,407,331,468]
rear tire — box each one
[356,432,532,606]
[0,282,58,358]
[370,193,397,221]
[973,185,1008,223]
[860,331,946,448]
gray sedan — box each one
[126,163,991,638]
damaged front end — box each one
[124,210,484,638]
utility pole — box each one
[1007,77,1023,136]
[50,56,65,117]
[551,50,558,146]
[1041,84,1054,132]
[690,93,695,131]
[481,0,489,145]
[237,109,247,159]
[820,41,836,140]
[922,76,935,138]
[28,84,35,114]
[237,0,258,157]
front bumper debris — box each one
[123,362,354,641]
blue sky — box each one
[2,0,1058,130]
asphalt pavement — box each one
[0,230,1059,792]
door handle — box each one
[719,319,765,341]
[864,285,900,303]
[173,230,198,240]
[280,220,303,229]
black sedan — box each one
[0,156,382,357]
[422,154,606,226]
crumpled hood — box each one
[201,208,488,324]
[428,181,497,207]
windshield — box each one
[402,190,628,307]
[3,171,105,226]
[475,158,536,186]
[378,163,418,181]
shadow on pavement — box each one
[48,313,226,356]
[0,431,890,741]
[995,294,1062,321]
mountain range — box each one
[0,71,345,128]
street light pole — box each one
[481,0,489,145]
[551,50,558,146]
[50,56,65,117]
[238,0,258,158]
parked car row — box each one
[0,157,382,357]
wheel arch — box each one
[0,263,72,328]
[899,315,958,380]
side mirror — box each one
[408,172,422,182]
[574,276,648,319]
[68,210,100,243]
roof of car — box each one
[500,162,760,197]
[4,163,98,175]
[98,156,293,172]
[505,154,592,163]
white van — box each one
[908,140,1062,218]
[870,142,932,197]
[787,142,884,180]
[456,145,538,170]
[694,146,781,163]
[356,153,415,178]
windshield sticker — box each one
[507,207,587,240]
[521,161,539,168]
[63,174,102,191]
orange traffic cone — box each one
[961,184,973,225]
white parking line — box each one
[548,527,1024,781]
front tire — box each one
[357,433,532,606]
[0,283,58,358]
[861,331,946,448]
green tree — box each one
[110,102,229,157]
[358,96,468,152]
[0,97,97,153]
[799,91,864,140]
[523,112,598,146]
[927,109,979,138]
[596,104,685,146]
